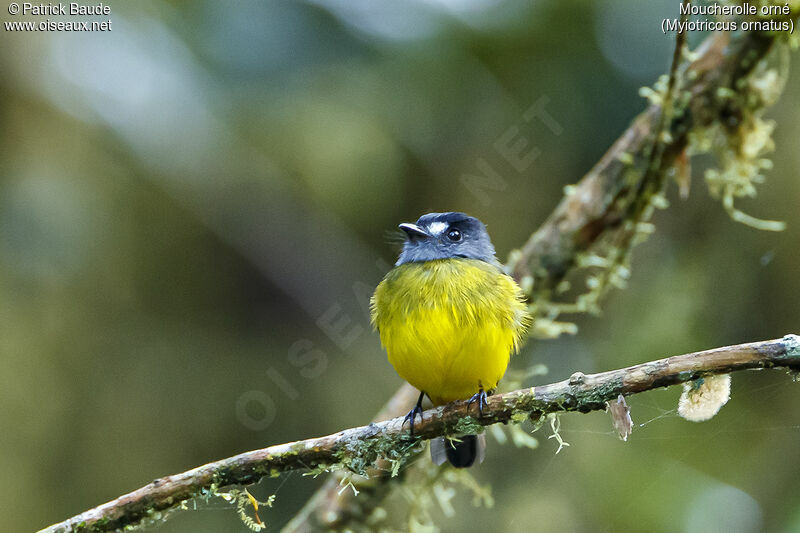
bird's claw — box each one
[467,388,488,417]
[403,405,424,436]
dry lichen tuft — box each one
[696,42,791,232]
[678,374,731,422]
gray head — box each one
[395,212,499,266]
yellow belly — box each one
[370,259,530,406]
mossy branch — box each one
[39,335,800,533]
[38,11,799,533]
[288,16,798,530]
[507,23,790,300]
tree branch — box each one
[288,19,797,531]
[39,335,800,533]
[38,13,799,533]
[507,28,780,295]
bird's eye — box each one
[447,229,462,242]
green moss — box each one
[287,444,304,455]
[510,410,529,424]
[302,463,338,478]
[333,428,420,477]
[450,416,483,436]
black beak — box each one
[398,223,429,239]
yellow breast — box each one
[370,259,530,405]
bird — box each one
[370,212,531,467]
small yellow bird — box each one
[371,212,530,467]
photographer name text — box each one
[13,2,109,15]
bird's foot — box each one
[403,405,424,436]
[403,391,426,436]
[467,387,488,417]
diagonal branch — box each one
[288,20,797,531]
[507,28,780,295]
[37,12,798,533]
[39,335,800,533]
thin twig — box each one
[40,336,800,533]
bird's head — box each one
[396,212,498,266]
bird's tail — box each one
[430,434,486,468]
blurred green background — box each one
[2,1,799,532]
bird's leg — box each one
[403,390,426,436]
[467,384,489,417]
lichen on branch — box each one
[291,17,800,532]
[507,25,797,340]
[37,14,800,533]
[39,336,800,533]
